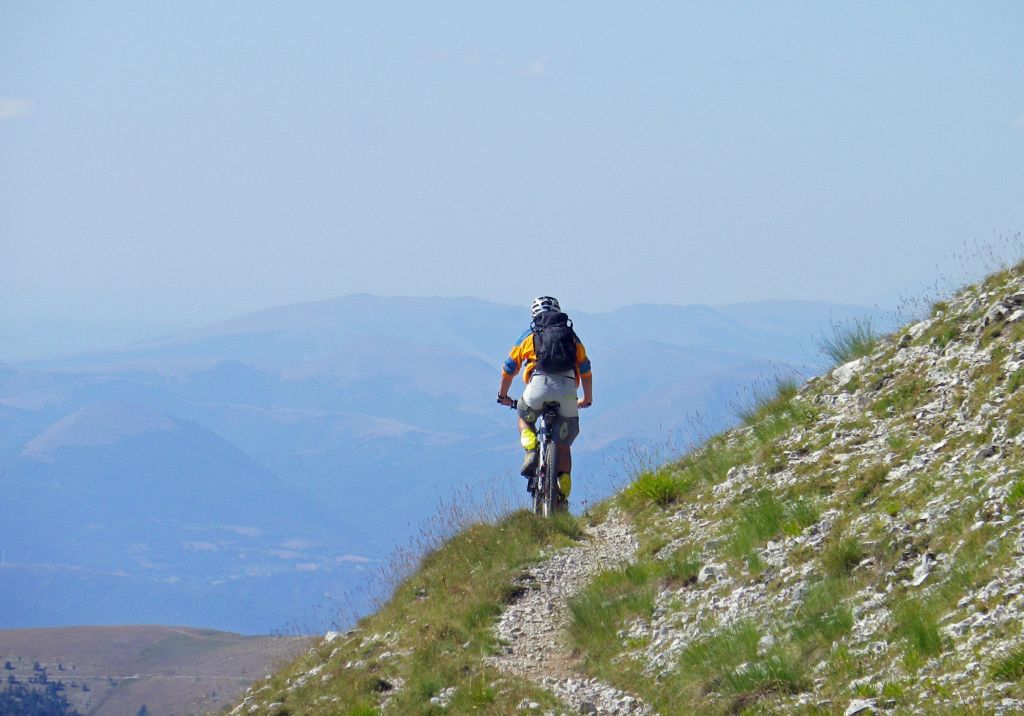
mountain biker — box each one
[497,296,593,504]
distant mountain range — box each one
[0,295,889,633]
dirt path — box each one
[487,510,654,715]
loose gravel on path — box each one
[487,509,655,715]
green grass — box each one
[991,646,1024,682]
[620,434,754,516]
[965,343,1010,415]
[734,377,817,446]
[918,307,962,349]
[345,705,379,716]
[1009,476,1024,505]
[679,437,752,485]
[727,491,785,561]
[821,643,860,688]
[659,548,702,588]
[930,324,960,349]
[624,467,694,508]
[791,579,853,647]
[568,548,702,665]
[672,620,807,707]
[881,680,907,699]
[569,563,658,660]
[1007,391,1024,438]
[734,377,796,423]
[819,317,880,364]
[1008,368,1024,394]
[979,313,1024,348]
[872,374,930,418]
[852,462,890,503]
[893,597,944,661]
[887,432,909,454]
[726,490,818,570]
[449,675,497,710]
[561,543,706,709]
[783,498,819,536]
[822,536,865,578]
[921,526,1009,630]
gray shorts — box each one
[518,373,580,445]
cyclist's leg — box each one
[518,416,536,442]
[517,385,542,446]
[546,375,580,499]
[556,443,572,474]
[517,380,544,478]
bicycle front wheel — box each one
[533,475,545,516]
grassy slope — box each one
[234,512,585,715]
[237,262,1024,715]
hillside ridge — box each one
[235,263,1024,714]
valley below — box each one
[0,625,311,716]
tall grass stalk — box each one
[819,317,879,365]
[732,374,801,427]
[991,646,1024,682]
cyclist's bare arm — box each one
[578,374,593,409]
[497,372,515,406]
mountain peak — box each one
[21,401,178,459]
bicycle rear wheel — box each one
[532,472,544,516]
[541,440,558,518]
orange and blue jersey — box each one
[502,328,592,386]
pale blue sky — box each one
[2,2,1023,359]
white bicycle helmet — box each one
[530,296,561,318]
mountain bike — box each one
[507,399,566,518]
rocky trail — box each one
[487,510,655,715]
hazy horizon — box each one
[3,3,1022,358]
[1,290,899,364]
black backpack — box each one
[532,312,578,373]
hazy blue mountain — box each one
[1,295,888,633]
[0,401,375,633]
[580,341,785,450]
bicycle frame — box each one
[506,399,562,517]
